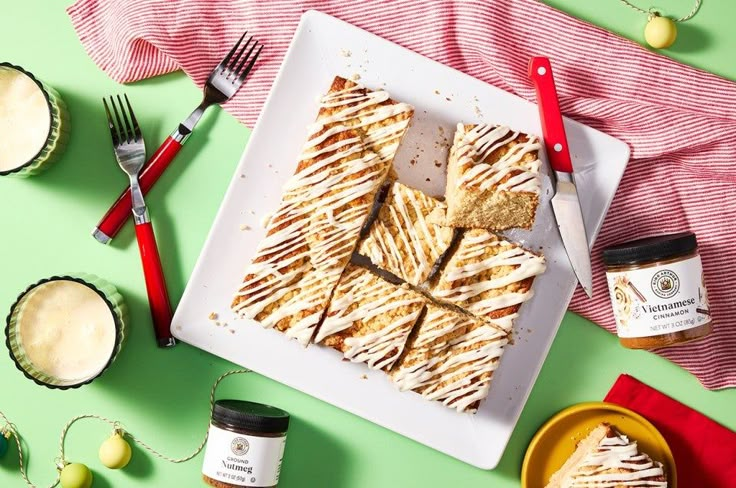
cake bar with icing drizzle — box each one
[444,123,541,230]
[546,423,668,488]
[432,229,546,332]
[231,77,413,345]
[358,181,455,286]
[391,303,509,413]
[315,264,425,371]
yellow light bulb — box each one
[99,433,132,469]
[59,463,93,488]
[645,16,677,49]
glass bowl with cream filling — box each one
[0,62,70,177]
[5,274,127,389]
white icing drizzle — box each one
[395,317,508,413]
[454,123,541,194]
[359,182,453,285]
[392,306,475,390]
[564,433,667,487]
[433,230,546,331]
[316,266,423,370]
[232,80,413,345]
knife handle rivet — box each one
[537,66,547,76]
[554,143,563,152]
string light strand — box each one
[618,0,702,21]
[0,369,251,488]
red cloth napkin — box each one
[606,374,736,487]
[66,0,736,389]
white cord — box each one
[618,0,702,21]
[0,369,250,488]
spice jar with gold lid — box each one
[602,232,712,349]
[202,400,289,488]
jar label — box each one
[606,255,710,339]
[202,424,286,487]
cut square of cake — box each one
[391,303,472,391]
[314,264,425,371]
[391,303,509,413]
[392,304,509,414]
[231,77,413,345]
[432,229,546,332]
[444,123,541,230]
[358,181,455,286]
[546,423,668,488]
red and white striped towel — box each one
[67,0,736,390]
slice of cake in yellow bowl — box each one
[546,422,668,487]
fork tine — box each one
[237,43,263,84]
[102,97,120,146]
[109,96,129,144]
[117,94,136,144]
[228,36,254,74]
[219,30,248,72]
[121,94,142,142]
[234,38,258,77]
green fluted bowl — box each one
[0,62,70,177]
[5,274,127,389]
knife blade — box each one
[529,56,593,298]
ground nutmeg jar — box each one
[602,232,712,349]
[202,400,290,488]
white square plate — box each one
[172,10,629,469]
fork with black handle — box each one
[93,32,263,244]
[103,94,176,348]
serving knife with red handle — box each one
[529,56,593,298]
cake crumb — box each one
[261,212,274,229]
[208,312,218,320]
[360,374,368,380]
[425,177,431,182]
[215,321,221,326]
[434,160,441,167]
[240,174,246,179]
[445,97,452,102]
[240,223,251,231]
[474,105,483,118]
[249,210,256,215]
[340,48,352,57]
[229,329,236,334]
[410,159,417,166]
[351,73,361,81]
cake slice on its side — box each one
[444,123,541,230]
[546,423,668,488]
[358,181,455,286]
[391,303,508,413]
[231,77,414,345]
[314,264,425,371]
[432,229,546,332]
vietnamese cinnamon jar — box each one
[602,232,712,349]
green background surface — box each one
[2,1,734,487]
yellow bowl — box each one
[521,402,676,487]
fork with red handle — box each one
[103,94,176,347]
[92,31,263,244]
